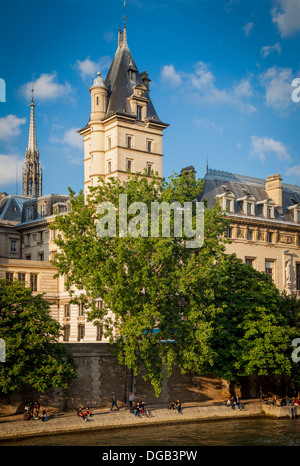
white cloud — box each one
[74,56,111,81]
[271,0,300,37]
[50,125,83,165]
[243,21,254,37]
[161,61,255,113]
[250,135,291,162]
[0,153,23,186]
[0,115,26,141]
[259,66,295,113]
[63,128,83,151]
[161,64,182,87]
[260,43,282,58]
[21,73,73,101]
[286,164,300,179]
[195,118,223,134]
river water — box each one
[2,418,300,446]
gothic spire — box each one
[22,91,42,198]
[28,87,38,153]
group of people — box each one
[167,400,182,414]
[226,396,245,410]
[24,398,47,421]
[77,406,93,421]
[265,395,300,407]
[130,401,151,418]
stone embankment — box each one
[0,400,297,442]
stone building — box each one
[200,168,300,295]
[78,24,168,196]
[1,21,300,410]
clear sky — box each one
[0,0,300,196]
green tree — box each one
[0,279,77,393]
[51,171,229,395]
[179,252,300,385]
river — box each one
[1,418,300,446]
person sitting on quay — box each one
[140,401,151,417]
[168,401,176,410]
[77,407,87,421]
[41,410,48,422]
[175,399,182,414]
[85,406,92,418]
[133,402,141,417]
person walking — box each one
[111,390,119,411]
[129,392,134,409]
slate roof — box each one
[103,28,165,124]
[199,168,300,226]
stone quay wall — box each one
[1,343,233,416]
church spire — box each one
[28,87,38,152]
[22,89,42,198]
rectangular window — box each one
[265,260,274,280]
[26,234,30,245]
[267,207,272,218]
[107,137,112,150]
[245,258,255,267]
[126,159,132,172]
[247,202,252,215]
[10,240,17,252]
[40,205,45,218]
[107,161,112,173]
[25,254,31,261]
[18,273,26,283]
[78,303,85,316]
[5,272,13,282]
[147,140,152,153]
[97,300,103,310]
[30,274,38,291]
[226,227,232,238]
[38,231,43,243]
[127,136,132,149]
[247,230,253,241]
[77,324,85,341]
[146,163,152,176]
[38,252,44,261]
[63,325,70,342]
[137,105,142,121]
[96,324,103,341]
[296,263,300,291]
[226,199,231,211]
[64,304,70,318]
[27,207,33,220]
[267,232,273,243]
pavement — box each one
[0,399,297,442]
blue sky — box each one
[0,0,300,196]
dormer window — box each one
[237,194,255,216]
[288,204,300,223]
[257,199,275,219]
[137,105,142,121]
[216,190,235,213]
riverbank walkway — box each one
[0,399,298,442]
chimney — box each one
[265,174,282,212]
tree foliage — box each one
[0,279,77,393]
[50,171,300,395]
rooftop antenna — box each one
[123,0,127,28]
[206,156,209,174]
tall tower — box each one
[78,22,168,196]
[22,91,42,198]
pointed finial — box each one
[31,83,35,104]
[123,0,126,28]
